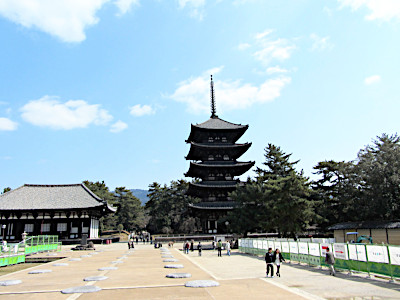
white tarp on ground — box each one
[289,242,298,254]
[309,243,320,257]
[333,244,348,260]
[366,245,389,264]
[388,246,400,265]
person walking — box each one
[185,241,190,254]
[272,249,285,277]
[265,248,274,277]
[226,240,231,256]
[190,240,194,252]
[197,242,202,256]
[325,247,335,276]
[217,240,222,257]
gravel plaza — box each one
[0,242,399,299]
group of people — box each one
[264,248,285,277]
[265,246,336,278]
[181,239,232,257]
[127,233,153,249]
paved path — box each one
[0,243,399,299]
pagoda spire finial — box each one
[210,75,217,118]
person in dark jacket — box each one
[197,242,202,256]
[325,247,335,276]
[272,248,285,277]
[265,248,274,277]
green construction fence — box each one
[239,238,400,280]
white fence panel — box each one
[366,245,389,264]
[289,242,298,254]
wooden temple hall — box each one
[0,184,115,242]
[185,75,254,233]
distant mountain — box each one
[131,189,149,205]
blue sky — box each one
[1,0,400,191]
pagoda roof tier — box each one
[185,161,255,178]
[186,117,248,143]
[195,116,247,130]
[187,181,238,197]
[185,142,252,160]
[191,180,239,187]
[188,201,236,210]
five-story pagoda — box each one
[185,76,255,233]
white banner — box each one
[257,240,263,249]
[308,243,320,257]
[252,240,257,248]
[289,242,298,254]
[348,244,358,260]
[320,243,330,257]
[333,244,348,260]
[262,241,268,250]
[268,241,275,251]
[366,245,389,264]
[298,242,309,254]
[356,245,367,262]
[388,246,400,266]
[281,242,289,253]
[238,239,242,247]
[274,241,282,252]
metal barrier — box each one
[0,235,60,267]
[239,238,400,280]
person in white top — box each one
[272,248,285,277]
[226,241,231,256]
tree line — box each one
[2,133,400,237]
[226,133,400,237]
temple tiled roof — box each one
[194,117,247,130]
[189,201,236,210]
[328,221,400,230]
[0,184,115,211]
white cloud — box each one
[169,70,291,114]
[364,75,381,85]
[0,117,18,131]
[20,95,113,129]
[0,0,108,42]
[110,120,128,133]
[255,29,274,40]
[129,104,155,116]
[0,0,138,43]
[266,66,289,74]
[338,0,400,22]
[178,0,206,20]
[114,0,139,15]
[310,34,333,51]
[253,29,296,66]
[238,43,251,51]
